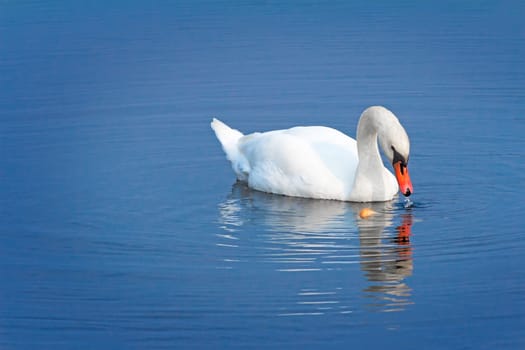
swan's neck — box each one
[348,111,391,201]
[356,113,385,173]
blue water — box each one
[1,1,524,349]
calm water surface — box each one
[1,1,524,349]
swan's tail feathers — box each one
[211,118,249,181]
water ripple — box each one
[216,182,416,313]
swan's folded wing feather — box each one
[237,127,358,200]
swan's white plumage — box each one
[211,106,410,202]
[210,119,249,181]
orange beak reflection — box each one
[393,161,413,197]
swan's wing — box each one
[238,126,358,200]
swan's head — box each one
[390,143,413,197]
[369,106,414,197]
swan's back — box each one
[212,120,359,200]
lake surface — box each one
[1,1,524,349]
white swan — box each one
[211,106,413,202]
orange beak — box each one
[393,161,413,197]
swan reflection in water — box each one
[217,182,415,313]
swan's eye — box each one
[391,146,407,165]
